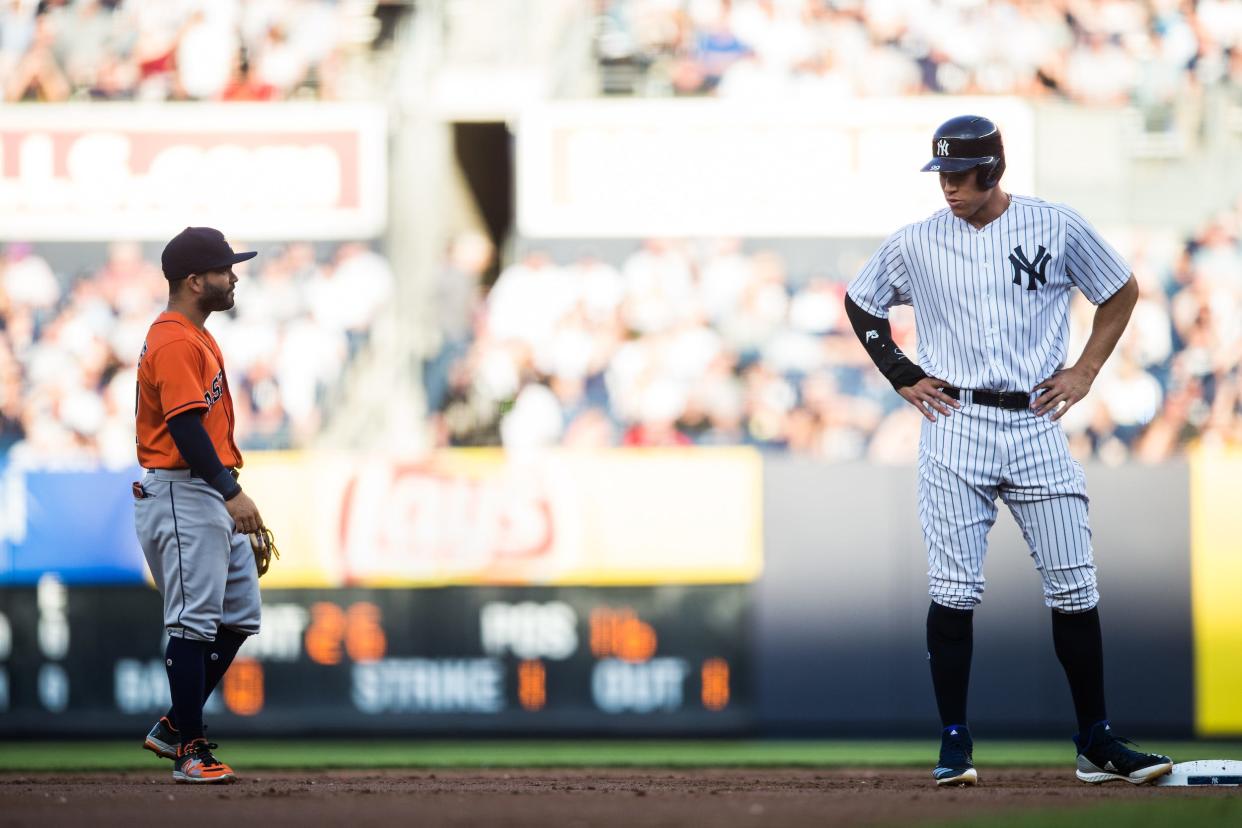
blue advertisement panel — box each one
[0,464,146,585]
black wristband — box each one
[888,361,929,390]
[210,469,243,501]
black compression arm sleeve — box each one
[844,293,928,389]
[166,411,243,500]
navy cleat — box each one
[143,716,179,760]
[933,724,977,786]
[1074,721,1172,785]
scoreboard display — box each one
[0,578,752,735]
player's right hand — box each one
[898,377,961,422]
[225,490,264,535]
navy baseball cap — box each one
[161,227,257,281]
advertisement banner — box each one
[0,448,763,587]
[243,448,764,587]
[0,103,387,240]
[0,464,146,585]
[516,97,1035,238]
[0,584,752,735]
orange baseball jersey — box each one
[136,311,242,470]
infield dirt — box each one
[1,767,1235,827]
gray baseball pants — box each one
[133,469,261,642]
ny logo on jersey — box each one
[937,139,950,157]
[1009,244,1051,291]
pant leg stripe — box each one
[170,481,188,632]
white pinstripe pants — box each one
[917,400,1099,612]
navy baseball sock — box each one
[926,601,974,728]
[164,635,207,748]
[164,627,248,731]
[163,628,248,729]
[1051,606,1107,738]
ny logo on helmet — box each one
[1009,244,1051,291]
[937,139,950,157]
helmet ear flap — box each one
[977,154,1006,189]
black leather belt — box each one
[943,387,1030,411]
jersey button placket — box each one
[980,235,1002,386]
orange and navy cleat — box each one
[172,739,236,784]
[143,716,180,760]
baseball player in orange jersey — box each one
[133,227,266,783]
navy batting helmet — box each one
[921,115,1006,190]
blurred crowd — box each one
[0,240,393,467]
[1,0,387,102]
[595,0,1242,111]
[427,199,1242,463]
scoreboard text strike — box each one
[0,580,752,735]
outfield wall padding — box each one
[756,459,1194,737]
[0,452,1230,737]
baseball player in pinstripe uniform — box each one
[845,116,1172,787]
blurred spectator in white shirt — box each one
[621,239,696,334]
[500,382,564,450]
[565,252,625,326]
[307,243,394,359]
[718,250,788,355]
[2,244,60,315]
[488,251,575,348]
[176,9,238,99]
[1097,356,1164,442]
[697,238,753,324]
[1064,31,1135,106]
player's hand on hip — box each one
[1032,365,1094,420]
[898,377,960,422]
[225,490,264,535]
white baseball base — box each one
[1154,759,1242,786]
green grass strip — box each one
[924,797,1242,828]
[2,740,1241,772]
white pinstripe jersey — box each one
[846,195,1132,392]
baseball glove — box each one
[249,527,280,577]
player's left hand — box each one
[1031,365,1095,420]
